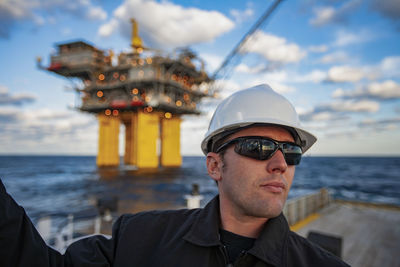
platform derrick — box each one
[42,19,212,168]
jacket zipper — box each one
[234,250,248,266]
[219,245,232,267]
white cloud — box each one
[86,5,107,20]
[98,18,118,37]
[333,80,400,100]
[261,70,288,83]
[61,27,72,36]
[361,80,400,99]
[242,31,306,64]
[333,29,373,47]
[210,79,242,99]
[314,112,340,121]
[326,65,365,82]
[0,107,23,123]
[301,99,380,123]
[309,0,362,27]
[200,53,224,73]
[0,85,7,94]
[0,85,36,105]
[0,0,36,19]
[295,70,327,83]
[235,63,267,74]
[332,88,345,98]
[240,70,296,94]
[308,45,329,53]
[360,117,400,127]
[235,65,327,85]
[0,0,107,38]
[230,6,254,24]
[0,107,98,154]
[267,82,296,94]
[231,54,399,91]
[358,117,400,133]
[307,111,344,122]
[300,109,351,123]
[319,51,350,64]
[380,56,400,78]
[325,56,400,83]
[328,100,380,112]
[310,6,336,26]
[32,14,45,25]
[261,68,326,84]
[181,115,209,155]
[98,0,234,47]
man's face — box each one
[211,125,296,220]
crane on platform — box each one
[210,0,284,93]
[211,0,282,80]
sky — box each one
[0,0,399,156]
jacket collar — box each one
[248,214,288,266]
[183,195,289,266]
[183,195,221,247]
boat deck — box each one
[295,201,400,267]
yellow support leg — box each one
[121,112,137,166]
[136,110,160,168]
[122,111,160,168]
[121,111,160,168]
[96,113,120,167]
[161,116,182,167]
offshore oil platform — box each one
[39,19,212,168]
[37,0,284,169]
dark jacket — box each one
[0,180,349,266]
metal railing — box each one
[36,211,114,253]
[283,188,331,226]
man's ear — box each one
[206,152,223,182]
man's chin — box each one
[252,205,284,219]
[263,202,285,218]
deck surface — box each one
[296,202,400,267]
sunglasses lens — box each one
[282,144,302,165]
[259,139,277,159]
[235,139,265,159]
[234,137,302,165]
[235,138,276,160]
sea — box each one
[1,156,399,229]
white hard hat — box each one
[201,84,317,155]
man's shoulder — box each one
[287,231,350,267]
[116,208,202,235]
[121,208,201,223]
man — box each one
[0,84,349,266]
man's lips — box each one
[260,181,286,193]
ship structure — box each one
[42,19,212,168]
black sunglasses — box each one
[215,136,303,165]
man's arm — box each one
[0,179,116,267]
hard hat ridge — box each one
[201,84,317,155]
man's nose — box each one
[266,149,287,173]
